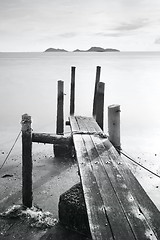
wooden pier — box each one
[70,115,160,240]
[1,66,160,240]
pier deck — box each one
[70,115,160,240]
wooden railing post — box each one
[95,82,105,130]
[108,104,121,152]
[21,114,32,208]
[70,66,76,116]
[93,66,101,118]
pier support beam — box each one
[32,133,72,147]
[21,114,33,208]
[108,104,121,152]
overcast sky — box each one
[1,0,160,51]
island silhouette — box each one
[44,47,120,52]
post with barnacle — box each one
[21,113,33,208]
[108,104,121,153]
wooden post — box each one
[70,66,76,115]
[21,114,32,208]
[95,82,105,130]
[93,66,101,117]
[54,80,69,157]
[108,104,121,152]
[56,80,64,135]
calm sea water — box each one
[0,51,160,154]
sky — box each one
[1,0,160,52]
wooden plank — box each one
[82,117,158,240]
[70,116,114,240]
[70,116,160,239]
[106,145,160,239]
[81,116,160,239]
[75,117,137,240]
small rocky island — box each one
[45,48,68,52]
[44,47,120,52]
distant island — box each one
[45,48,68,52]
[44,47,120,52]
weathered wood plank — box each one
[81,116,160,239]
[76,117,136,240]
[82,117,158,240]
[106,145,160,239]
[70,116,114,240]
[70,116,160,240]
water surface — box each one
[0,51,160,155]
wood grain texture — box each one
[70,116,160,240]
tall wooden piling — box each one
[93,66,101,117]
[95,82,105,130]
[70,66,76,115]
[56,80,64,135]
[108,104,121,152]
[21,114,32,208]
[54,80,68,157]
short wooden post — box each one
[56,80,64,135]
[93,66,101,117]
[95,82,105,130]
[70,66,76,115]
[108,104,121,152]
[21,114,32,208]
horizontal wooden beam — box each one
[32,133,72,146]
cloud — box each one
[58,32,77,38]
[155,38,160,44]
[95,32,124,37]
[114,18,149,31]
[94,18,150,39]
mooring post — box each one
[95,82,105,130]
[56,80,64,135]
[108,104,121,152]
[70,66,76,116]
[54,80,66,157]
[93,66,101,118]
[21,114,32,208]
